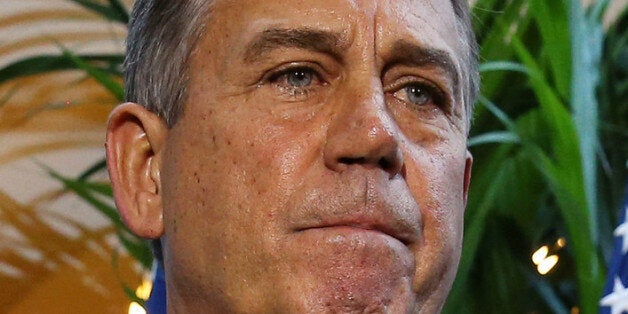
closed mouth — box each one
[296,223,414,246]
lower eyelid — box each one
[269,79,325,101]
[277,84,313,96]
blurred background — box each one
[1,1,143,313]
[0,0,626,313]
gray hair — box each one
[124,0,479,129]
[124,0,210,127]
[451,0,480,129]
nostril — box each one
[378,157,392,170]
[338,156,396,171]
[338,157,366,165]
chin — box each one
[292,290,418,314]
[272,266,418,313]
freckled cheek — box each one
[161,126,284,276]
[241,122,324,187]
[161,145,225,231]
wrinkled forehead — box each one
[194,0,466,114]
[206,0,463,59]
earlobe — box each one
[463,150,473,208]
[105,103,168,239]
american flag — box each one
[600,183,628,314]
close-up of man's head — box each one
[105,0,479,312]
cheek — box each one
[245,123,322,194]
[403,143,466,291]
[404,144,467,227]
[160,104,328,262]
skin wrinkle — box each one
[378,6,466,135]
[244,28,349,63]
[125,1,476,130]
[404,7,466,110]
[387,40,459,103]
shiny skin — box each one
[159,0,472,312]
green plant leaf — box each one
[62,49,124,101]
[67,0,129,24]
[478,96,517,131]
[0,55,123,85]
[107,0,130,23]
[471,0,505,42]
[77,158,108,181]
[46,170,152,269]
[468,130,519,147]
[569,0,605,247]
[479,61,530,75]
[476,0,531,100]
[45,167,124,229]
[529,0,572,100]
[524,268,568,313]
[80,181,113,197]
[116,228,152,270]
[511,34,604,313]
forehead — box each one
[203,0,462,59]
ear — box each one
[463,150,473,208]
[105,103,168,239]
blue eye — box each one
[266,66,326,99]
[285,69,314,87]
[404,85,431,106]
[270,67,316,88]
[392,83,443,108]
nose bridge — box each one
[324,74,404,177]
[344,80,394,142]
[345,75,386,123]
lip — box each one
[295,219,418,246]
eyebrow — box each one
[388,40,460,95]
[243,28,347,63]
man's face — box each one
[161,0,471,312]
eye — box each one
[286,69,313,87]
[268,66,319,89]
[263,65,328,100]
[392,83,440,107]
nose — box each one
[323,79,404,178]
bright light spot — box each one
[556,237,566,248]
[532,239,565,275]
[571,307,579,314]
[127,275,153,314]
[128,302,146,314]
[532,245,548,265]
[136,277,153,300]
[537,254,559,275]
